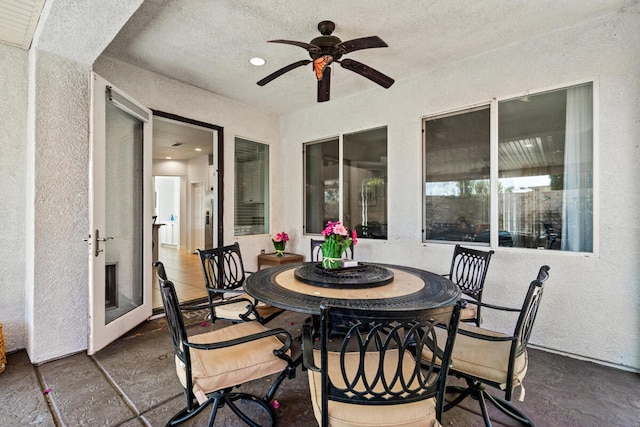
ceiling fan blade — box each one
[339,58,395,88]
[268,39,321,54]
[257,60,312,86]
[336,36,388,54]
[317,66,331,102]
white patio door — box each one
[88,73,153,354]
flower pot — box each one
[322,256,341,269]
[273,241,286,257]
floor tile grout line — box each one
[34,365,64,426]
[89,340,192,425]
[90,354,143,424]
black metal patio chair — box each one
[197,242,283,324]
[424,265,550,427]
[154,261,296,426]
[445,244,494,326]
[303,302,462,427]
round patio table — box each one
[245,262,460,315]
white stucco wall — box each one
[0,43,28,352]
[24,50,91,363]
[280,8,640,370]
[94,57,282,272]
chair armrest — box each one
[180,297,261,321]
[185,327,293,360]
[456,326,515,342]
[179,297,256,312]
[301,324,320,372]
[468,300,521,313]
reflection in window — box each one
[304,138,339,234]
[234,138,269,236]
[422,82,594,253]
[303,127,388,239]
[499,83,593,252]
[344,127,387,239]
[424,108,491,244]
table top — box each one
[245,262,460,315]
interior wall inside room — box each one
[280,7,640,370]
[155,176,181,246]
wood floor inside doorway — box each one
[153,245,207,311]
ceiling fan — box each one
[257,20,395,102]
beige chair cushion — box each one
[422,323,528,390]
[215,293,283,321]
[175,321,289,403]
[307,349,440,427]
[459,305,478,322]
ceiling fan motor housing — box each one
[310,20,343,60]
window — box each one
[234,138,269,236]
[424,107,491,244]
[423,82,594,252]
[304,127,388,239]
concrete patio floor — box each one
[1,309,639,426]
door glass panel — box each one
[104,100,144,324]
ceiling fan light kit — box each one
[257,20,395,102]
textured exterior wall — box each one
[0,43,28,352]
[25,50,90,362]
[281,7,640,370]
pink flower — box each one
[273,232,289,242]
[320,221,357,247]
[321,221,337,237]
[351,229,358,245]
[333,224,348,236]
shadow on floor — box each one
[2,310,639,426]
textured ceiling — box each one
[99,0,629,116]
[153,117,214,160]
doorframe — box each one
[152,111,224,245]
[191,182,205,251]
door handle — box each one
[94,229,114,257]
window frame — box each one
[303,126,389,239]
[422,79,598,255]
[233,136,270,237]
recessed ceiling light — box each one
[195,148,202,152]
[165,156,172,159]
[250,57,266,66]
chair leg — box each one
[168,387,283,427]
[483,391,535,427]
[167,394,217,426]
[445,379,535,427]
[225,392,275,427]
[263,363,297,402]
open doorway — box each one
[152,112,224,310]
[152,112,224,250]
